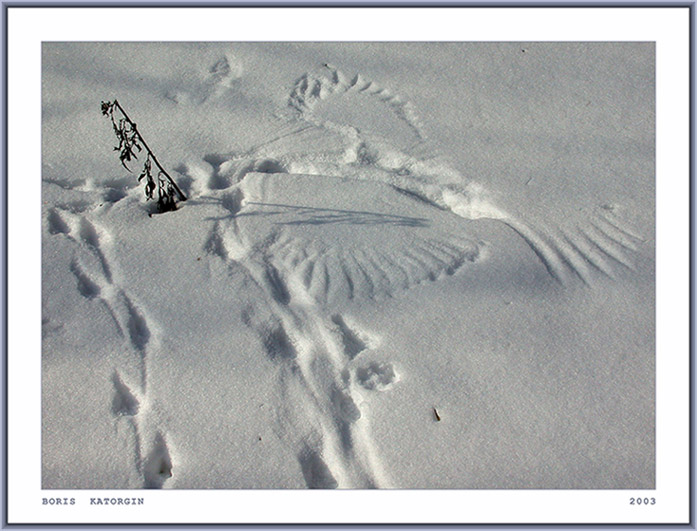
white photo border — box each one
[6,4,690,526]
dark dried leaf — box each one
[101,101,113,116]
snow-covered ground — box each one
[41,42,654,490]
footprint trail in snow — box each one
[50,206,175,489]
[209,188,397,488]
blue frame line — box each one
[2,1,691,528]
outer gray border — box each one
[3,2,691,528]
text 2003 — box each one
[629,497,656,505]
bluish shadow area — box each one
[242,202,430,228]
[196,195,431,228]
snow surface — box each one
[42,42,654,489]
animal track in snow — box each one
[330,386,362,424]
[203,221,230,261]
[164,54,242,106]
[112,368,172,489]
[202,154,236,190]
[123,296,151,353]
[331,315,371,360]
[355,362,399,392]
[263,264,291,306]
[69,259,101,299]
[201,154,288,191]
[77,217,113,282]
[58,200,96,214]
[143,432,173,489]
[111,371,140,417]
[289,63,426,145]
[207,56,235,86]
[298,442,338,489]
[100,176,136,203]
[43,176,86,191]
[41,315,64,338]
[47,208,71,235]
[220,187,246,216]
[111,369,146,489]
[261,322,297,361]
[44,175,132,215]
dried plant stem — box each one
[110,99,187,202]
